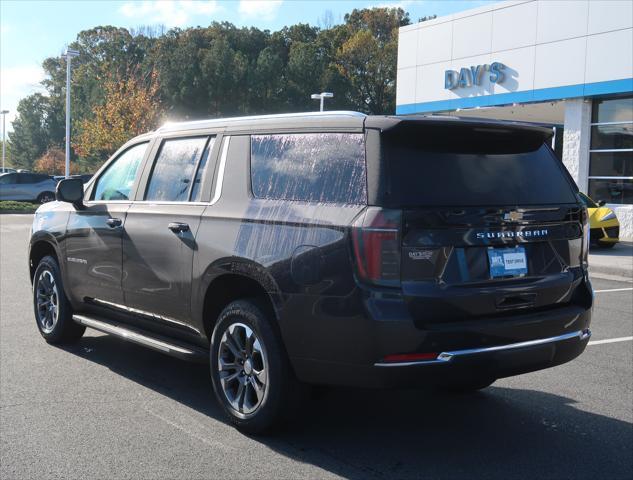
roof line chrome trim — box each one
[210,136,230,205]
[374,329,591,367]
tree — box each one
[73,68,164,165]
[34,146,65,175]
[0,141,13,168]
[9,7,420,170]
[8,94,57,170]
[200,36,248,116]
[335,8,410,114]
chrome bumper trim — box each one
[374,329,591,367]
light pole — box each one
[1,110,8,172]
[64,48,79,177]
[311,92,334,112]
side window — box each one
[19,174,46,184]
[93,142,148,201]
[250,133,366,204]
[145,136,210,202]
[0,174,16,185]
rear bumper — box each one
[369,329,590,387]
[293,325,591,388]
[287,279,593,388]
[374,329,590,366]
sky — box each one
[0,0,488,131]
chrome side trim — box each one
[90,298,201,334]
[73,314,206,361]
[210,136,230,205]
[374,329,591,367]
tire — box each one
[597,241,616,249]
[438,377,496,393]
[210,299,298,434]
[37,191,55,204]
[32,255,85,344]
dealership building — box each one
[396,0,633,238]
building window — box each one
[588,96,633,205]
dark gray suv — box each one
[28,112,593,433]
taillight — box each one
[351,208,402,287]
[581,206,590,269]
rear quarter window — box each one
[250,133,366,204]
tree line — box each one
[7,7,410,174]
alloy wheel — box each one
[36,270,59,334]
[217,322,268,417]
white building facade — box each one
[396,0,633,238]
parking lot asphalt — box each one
[1,214,632,480]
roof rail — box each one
[157,111,366,132]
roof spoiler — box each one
[369,115,554,154]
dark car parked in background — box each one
[28,112,593,433]
[0,172,57,203]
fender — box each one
[192,256,284,335]
[28,231,65,283]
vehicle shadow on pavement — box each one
[61,335,633,480]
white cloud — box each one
[238,0,283,21]
[119,1,222,27]
[373,1,414,9]
[0,65,46,131]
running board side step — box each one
[73,314,208,363]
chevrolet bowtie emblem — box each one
[504,211,523,222]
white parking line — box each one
[594,288,633,293]
[588,336,633,346]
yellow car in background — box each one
[579,192,620,248]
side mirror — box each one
[56,178,84,207]
[597,200,606,207]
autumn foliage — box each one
[73,68,163,160]
[34,146,65,175]
[10,10,410,172]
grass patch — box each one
[0,201,39,214]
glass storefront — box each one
[588,96,633,204]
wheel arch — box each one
[198,259,284,342]
[29,235,61,284]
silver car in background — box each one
[0,172,58,203]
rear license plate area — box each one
[487,246,528,278]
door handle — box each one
[168,222,190,233]
[106,217,122,228]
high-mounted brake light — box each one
[351,208,402,287]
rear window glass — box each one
[250,133,366,204]
[385,142,577,207]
